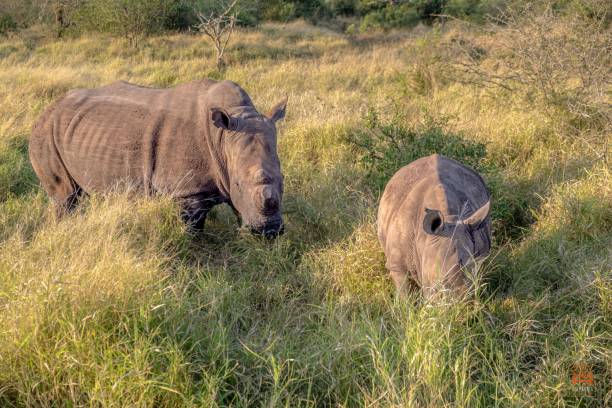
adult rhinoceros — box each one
[377,154,492,297]
[29,79,287,237]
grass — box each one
[0,18,610,407]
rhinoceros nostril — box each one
[264,196,278,210]
[261,186,278,212]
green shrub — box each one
[325,0,358,15]
[0,0,41,30]
[413,0,446,21]
[259,0,329,22]
[358,1,446,31]
[360,3,420,31]
[357,0,512,31]
[71,0,182,45]
[190,0,261,27]
[348,108,488,191]
[164,1,197,30]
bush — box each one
[258,0,329,22]
[71,0,183,45]
[189,0,261,27]
[413,0,446,21]
[348,108,488,191]
[0,0,41,30]
[325,0,358,15]
[360,3,420,31]
[356,0,513,31]
[164,1,197,30]
[0,1,86,37]
[356,0,461,31]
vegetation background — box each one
[0,0,610,406]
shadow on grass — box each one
[181,161,374,298]
[495,168,611,295]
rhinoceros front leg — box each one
[227,202,241,225]
[383,240,416,296]
[179,194,217,231]
[389,269,412,296]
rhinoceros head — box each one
[418,200,491,297]
[210,98,287,238]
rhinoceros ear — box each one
[423,208,444,235]
[464,200,491,229]
[266,96,288,123]
[210,108,236,131]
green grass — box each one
[0,19,610,407]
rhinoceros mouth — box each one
[248,217,284,239]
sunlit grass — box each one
[0,20,609,406]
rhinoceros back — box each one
[34,80,215,196]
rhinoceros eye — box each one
[254,175,272,185]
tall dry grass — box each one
[0,13,610,407]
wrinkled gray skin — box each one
[377,154,492,297]
[29,79,287,237]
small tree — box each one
[111,0,174,47]
[194,0,238,70]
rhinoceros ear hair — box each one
[266,96,288,123]
[464,200,491,229]
[210,108,236,131]
[423,208,444,235]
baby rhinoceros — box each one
[29,79,287,238]
[377,154,492,298]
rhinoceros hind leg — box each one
[58,187,83,216]
[30,120,84,217]
[47,178,82,217]
[31,154,83,217]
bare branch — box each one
[194,0,239,69]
